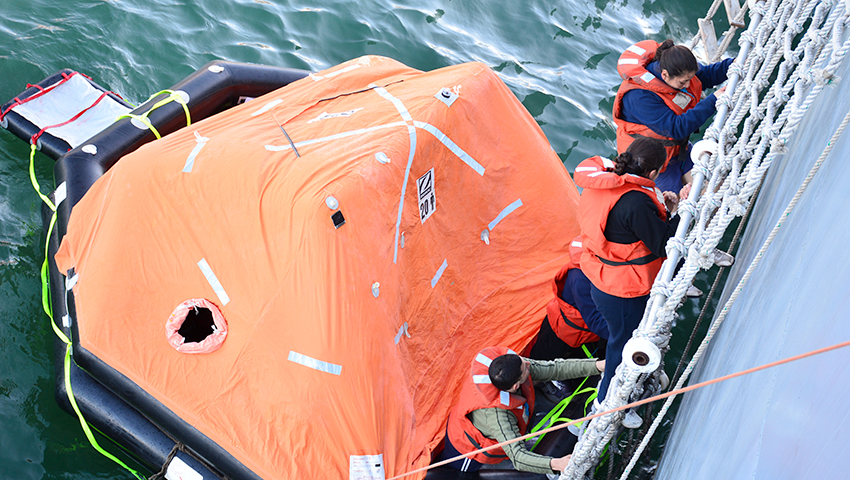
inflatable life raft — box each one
[2,56,588,480]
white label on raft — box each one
[417,168,436,224]
[350,453,385,480]
[165,456,203,480]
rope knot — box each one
[770,136,789,155]
[650,280,672,298]
[688,243,715,270]
[813,69,836,86]
[665,236,686,258]
[677,199,699,219]
[728,194,749,216]
[727,61,745,79]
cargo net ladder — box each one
[562,1,850,478]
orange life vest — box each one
[445,346,536,464]
[574,156,667,298]
[545,237,600,347]
[612,40,703,168]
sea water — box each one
[0,0,730,478]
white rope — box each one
[619,88,850,480]
[561,0,850,477]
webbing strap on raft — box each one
[22,79,192,479]
[35,182,146,480]
[116,89,191,139]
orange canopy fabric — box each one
[55,56,581,479]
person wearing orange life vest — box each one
[529,236,608,363]
[574,137,678,404]
[440,346,604,474]
[613,39,733,196]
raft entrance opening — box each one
[178,307,215,343]
[166,298,228,353]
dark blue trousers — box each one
[590,284,649,401]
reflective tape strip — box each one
[507,348,515,354]
[574,166,597,172]
[500,391,511,406]
[54,182,67,206]
[618,58,639,65]
[288,351,342,375]
[640,72,656,83]
[393,123,417,264]
[571,239,583,248]
[414,121,485,176]
[476,353,493,367]
[601,157,616,169]
[250,99,283,116]
[307,107,363,123]
[488,199,523,231]
[642,186,656,192]
[373,86,413,122]
[62,314,71,328]
[265,121,408,152]
[197,258,230,306]
[394,322,410,344]
[431,259,448,288]
[473,375,491,384]
[183,131,209,173]
[309,64,362,81]
[65,274,78,291]
[626,44,646,55]
[588,171,607,177]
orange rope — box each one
[387,339,850,480]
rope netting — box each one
[562,0,850,478]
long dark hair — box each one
[614,137,666,178]
[656,39,698,78]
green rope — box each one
[115,89,191,140]
[528,346,601,451]
[31,146,145,480]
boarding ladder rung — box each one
[692,0,750,63]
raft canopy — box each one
[55,55,582,479]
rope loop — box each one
[665,235,686,259]
[678,199,699,219]
[650,280,672,298]
[727,60,746,79]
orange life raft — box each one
[53,55,582,479]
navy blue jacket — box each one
[560,268,609,340]
[620,57,734,140]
